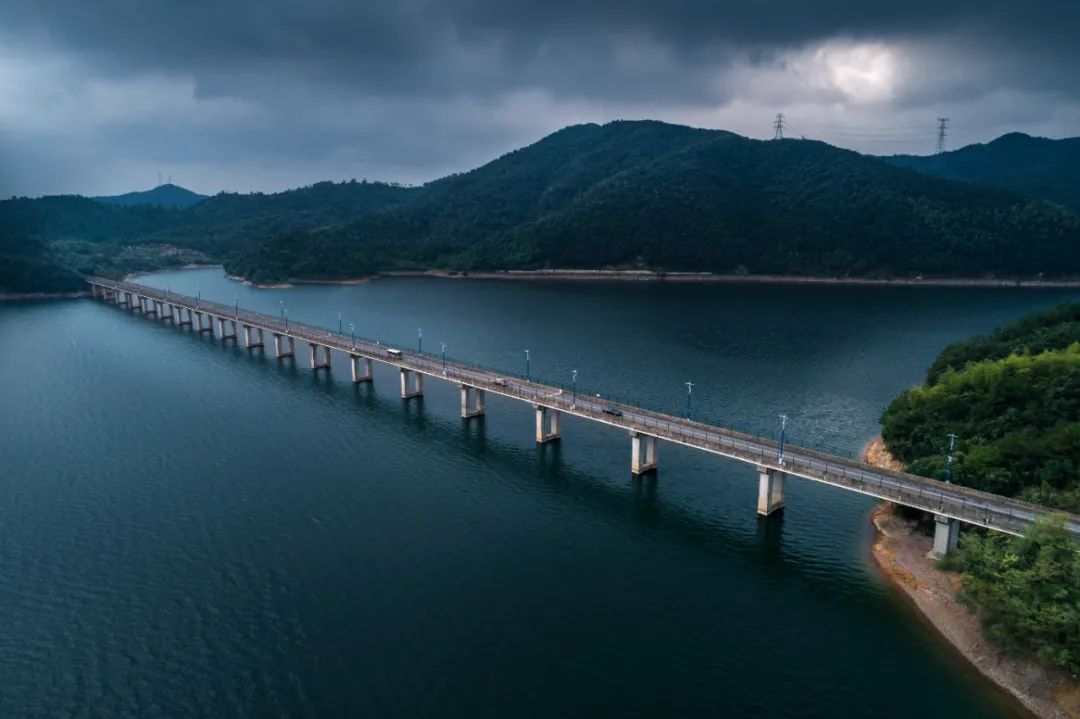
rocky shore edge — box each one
[864,436,1079,719]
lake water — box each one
[2,268,1074,717]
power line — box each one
[773,112,785,140]
[935,117,950,154]
[796,120,930,133]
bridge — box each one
[87,277,1080,556]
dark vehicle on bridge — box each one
[602,406,623,417]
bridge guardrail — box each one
[87,277,1079,538]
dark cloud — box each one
[0,1,1076,196]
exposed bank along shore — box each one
[863,436,1079,719]
[12,266,1080,297]
[229,267,1080,289]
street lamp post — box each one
[778,413,788,463]
[685,380,694,419]
[195,283,200,308]
[337,312,343,335]
[418,328,423,354]
[945,433,958,484]
[441,342,447,373]
[234,295,239,317]
[571,369,578,406]
[284,308,289,332]
[350,323,355,347]
[524,349,531,380]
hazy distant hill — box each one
[886,133,1080,213]
[94,183,208,209]
[225,121,1080,283]
[0,180,417,290]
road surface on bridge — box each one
[87,276,1080,541]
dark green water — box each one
[2,268,1074,717]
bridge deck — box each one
[88,277,1080,540]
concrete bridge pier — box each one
[176,307,193,327]
[243,325,264,349]
[461,384,485,418]
[309,343,331,371]
[144,298,158,316]
[350,355,373,383]
[193,311,212,334]
[273,334,295,358]
[400,368,423,398]
[932,515,960,558]
[630,431,658,475]
[757,467,786,516]
[216,317,237,339]
[534,404,561,443]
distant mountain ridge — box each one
[3,121,1080,292]
[94,183,208,209]
[885,133,1080,214]
[225,121,1080,283]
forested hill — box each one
[886,133,1080,214]
[225,121,1080,283]
[4,121,1080,292]
[879,303,1080,674]
[0,180,418,291]
[0,231,85,294]
[94,183,208,209]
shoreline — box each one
[241,268,1080,289]
[0,290,90,302]
[126,263,222,282]
[14,265,1080,296]
[863,437,1078,719]
[379,269,1080,287]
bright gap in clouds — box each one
[782,40,903,105]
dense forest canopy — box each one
[887,133,1080,215]
[956,518,1080,673]
[0,231,84,294]
[226,122,1080,283]
[3,121,1080,292]
[881,302,1080,511]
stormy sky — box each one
[1,1,1077,198]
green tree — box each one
[956,517,1080,673]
